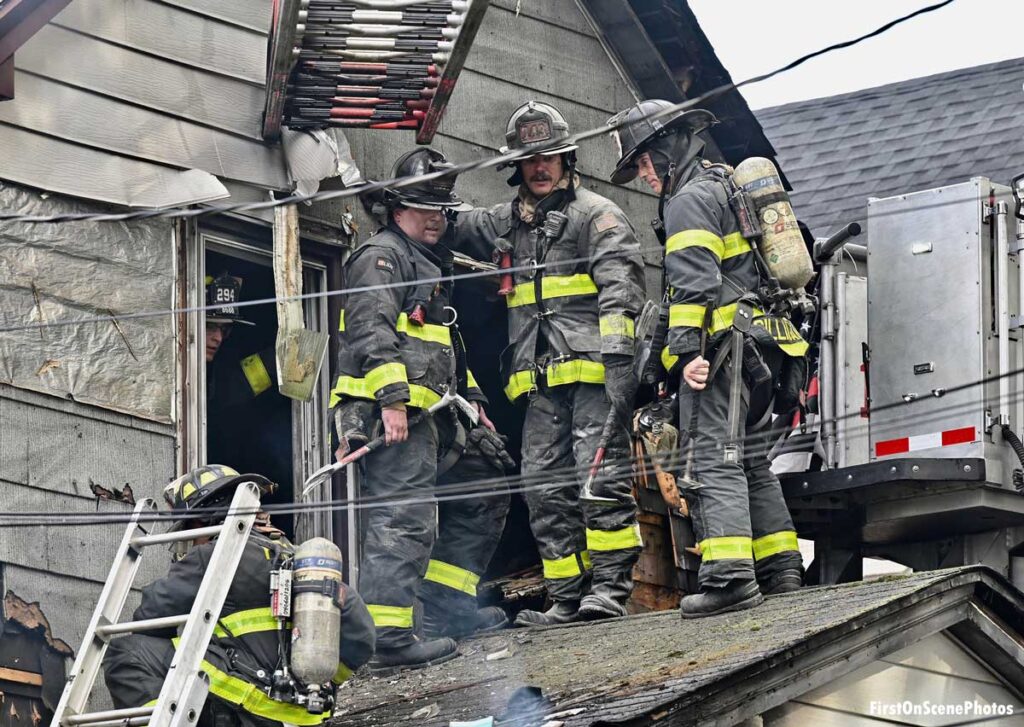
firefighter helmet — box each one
[383,147,471,212]
[607,100,718,185]
[499,101,579,159]
[206,273,255,327]
[163,464,275,530]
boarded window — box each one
[0,184,175,422]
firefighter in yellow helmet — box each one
[102,465,375,727]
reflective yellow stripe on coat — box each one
[668,303,809,357]
[332,309,452,407]
[329,374,442,409]
[599,314,635,339]
[504,359,606,402]
[213,607,280,638]
[171,638,329,725]
[505,274,598,308]
[665,231,752,262]
[666,229,725,260]
[504,369,537,402]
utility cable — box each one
[0,0,957,227]
[3,360,1023,527]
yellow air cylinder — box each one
[732,157,813,290]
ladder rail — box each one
[148,483,262,727]
[52,482,265,727]
[51,499,159,726]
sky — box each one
[689,0,1024,110]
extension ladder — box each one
[50,482,263,727]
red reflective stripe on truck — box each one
[875,426,977,457]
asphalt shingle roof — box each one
[330,567,1024,726]
[756,57,1024,241]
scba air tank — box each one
[732,157,814,291]
[290,538,343,696]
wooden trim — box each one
[0,667,43,686]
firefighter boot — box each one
[577,593,627,620]
[367,635,459,675]
[423,605,509,639]
[679,579,763,619]
[759,568,803,596]
[514,600,579,627]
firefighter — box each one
[205,273,276,400]
[204,274,292,527]
[607,99,805,617]
[103,464,375,727]
[452,101,646,626]
[330,147,509,673]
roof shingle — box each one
[756,57,1024,240]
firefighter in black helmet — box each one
[607,100,805,618]
[451,101,647,626]
[204,273,293,528]
[102,465,375,727]
[205,273,275,394]
[330,148,511,674]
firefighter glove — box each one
[604,354,638,428]
[466,426,516,472]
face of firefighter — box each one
[636,152,662,195]
[520,154,564,197]
[205,322,231,362]
[393,206,447,245]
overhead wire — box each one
[4,361,1024,527]
[0,0,991,528]
[0,1,986,340]
[0,1,958,227]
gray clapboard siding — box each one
[52,0,266,84]
[0,385,174,501]
[157,0,271,33]
[491,0,597,37]
[468,6,635,111]
[0,124,230,206]
[16,25,266,140]
[0,483,166,586]
[0,73,287,188]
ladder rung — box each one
[131,524,224,548]
[65,706,154,726]
[73,717,150,727]
[96,615,189,638]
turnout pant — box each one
[521,382,641,604]
[359,416,440,649]
[678,343,802,589]
[419,446,511,621]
